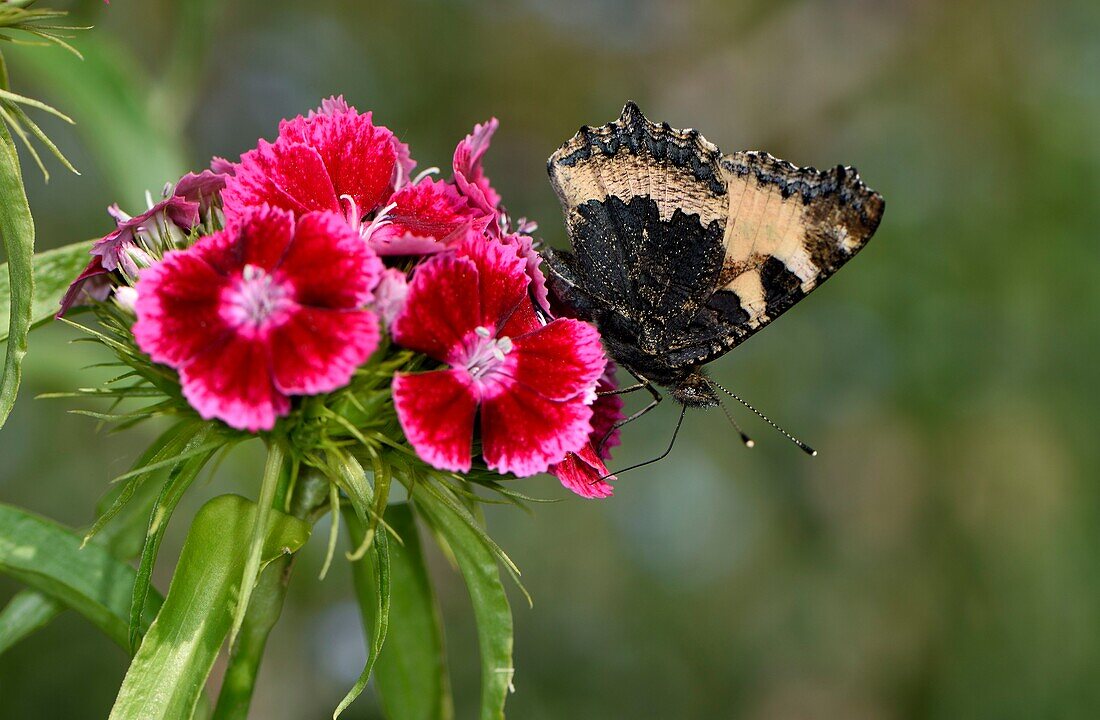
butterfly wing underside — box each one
[545,102,884,375]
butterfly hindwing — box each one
[714,151,885,343]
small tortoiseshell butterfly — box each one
[542,102,884,458]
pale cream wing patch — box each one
[547,102,729,229]
[716,150,885,332]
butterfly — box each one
[542,102,884,456]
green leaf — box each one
[129,426,220,650]
[8,35,186,204]
[0,119,33,430]
[0,239,92,343]
[338,508,391,718]
[414,486,514,720]
[0,589,62,655]
[0,424,199,658]
[354,503,453,720]
[108,494,310,720]
[332,451,373,523]
[0,502,163,650]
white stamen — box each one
[412,166,440,184]
[340,194,362,230]
[463,330,514,381]
[358,201,399,243]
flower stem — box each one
[211,556,292,720]
[211,465,329,720]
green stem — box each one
[210,468,328,720]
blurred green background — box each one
[2,0,1099,717]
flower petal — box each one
[280,211,381,308]
[391,253,481,362]
[57,256,110,317]
[503,232,551,314]
[393,370,478,473]
[480,384,593,477]
[591,363,625,459]
[369,178,481,249]
[309,95,352,117]
[205,204,295,275]
[391,136,417,189]
[91,195,200,272]
[132,248,232,367]
[223,140,339,220]
[550,443,615,499]
[178,336,289,432]
[453,118,501,213]
[278,109,397,215]
[373,267,408,329]
[510,318,606,402]
[269,306,380,395]
[453,232,529,331]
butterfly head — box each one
[670,369,719,408]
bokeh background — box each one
[2,0,1099,717]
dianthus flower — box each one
[58,194,201,317]
[390,232,606,478]
[90,195,199,277]
[222,98,409,231]
[133,205,383,432]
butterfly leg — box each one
[595,372,662,456]
[598,381,649,397]
[598,404,687,481]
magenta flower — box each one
[453,118,502,220]
[222,99,406,229]
[368,177,485,255]
[133,206,383,432]
[90,195,199,276]
[391,234,606,477]
[57,256,111,317]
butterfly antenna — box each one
[717,397,755,448]
[598,404,686,481]
[708,379,817,457]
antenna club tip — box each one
[804,447,818,457]
[743,437,755,448]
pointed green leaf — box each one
[0,120,33,430]
[337,508,391,718]
[414,486,514,720]
[0,589,62,655]
[353,503,452,720]
[129,427,219,650]
[108,494,310,720]
[0,239,93,343]
[0,502,163,649]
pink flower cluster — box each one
[64,97,622,496]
